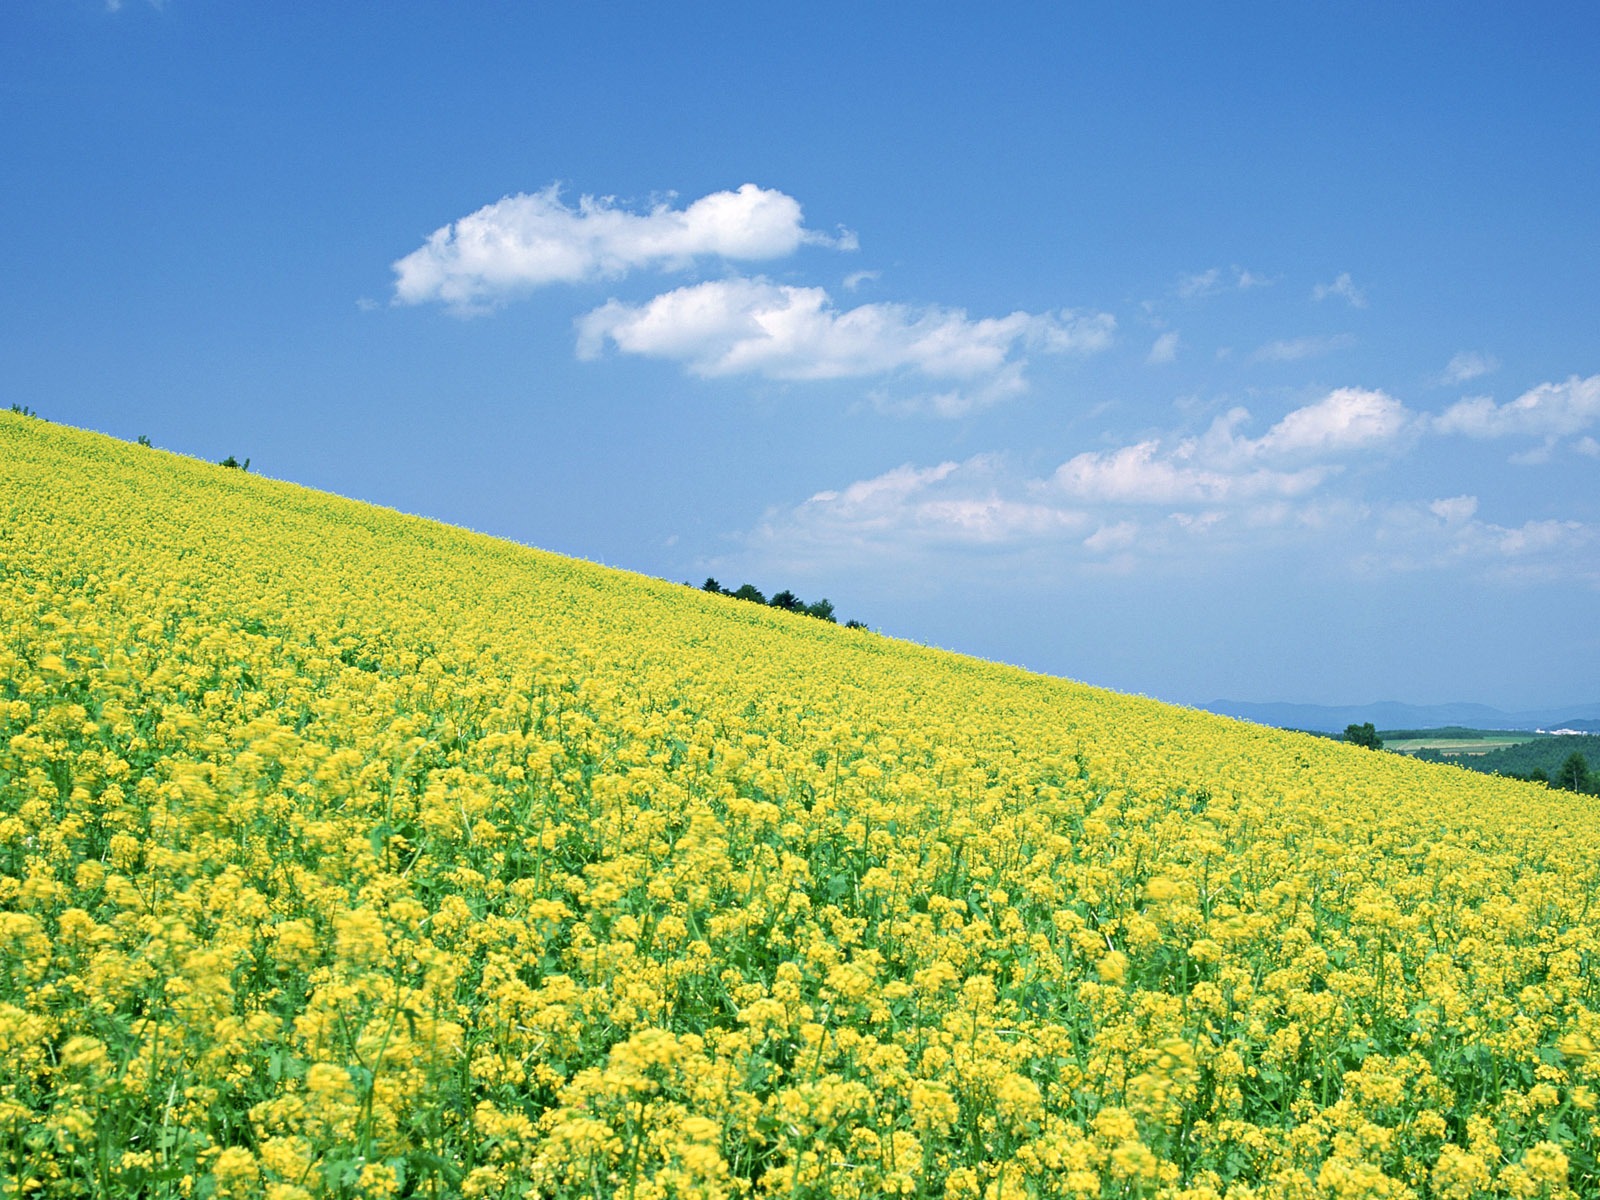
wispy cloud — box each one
[1439,350,1500,385]
[392,184,853,311]
[575,277,1115,415]
[1250,333,1356,363]
[1176,269,1222,299]
[1176,266,1273,299]
[1147,331,1180,364]
[1312,272,1367,308]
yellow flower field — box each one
[2,412,1597,1198]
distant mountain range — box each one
[1199,700,1600,735]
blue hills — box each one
[1200,699,1600,735]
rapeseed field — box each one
[2,412,1596,1199]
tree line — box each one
[698,578,867,630]
[1510,751,1597,795]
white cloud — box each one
[734,384,1599,587]
[1250,334,1356,363]
[1147,331,1180,364]
[575,277,1114,412]
[746,388,1414,568]
[751,457,1089,559]
[1052,437,1329,506]
[392,183,852,310]
[1441,351,1499,384]
[1367,500,1598,584]
[1252,387,1412,458]
[1434,374,1600,440]
[1053,388,1410,506]
[1312,272,1367,308]
[843,270,880,291]
[1428,495,1478,524]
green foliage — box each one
[136,434,152,447]
[702,578,857,628]
[1452,735,1600,790]
[8,404,37,417]
[1345,722,1382,750]
[805,597,836,623]
[219,455,251,471]
[1554,751,1592,794]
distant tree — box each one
[698,578,860,626]
[1554,752,1591,793]
[1345,722,1383,750]
[8,404,36,417]
[137,434,152,447]
[219,455,251,471]
[805,597,837,623]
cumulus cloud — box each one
[1253,387,1413,457]
[746,457,1089,562]
[1367,499,1598,584]
[1434,374,1600,441]
[743,388,1423,573]
[1147,331,1180,364]
[1312,272,1367,308]
[1051,438,1330,505]
[1053,388,1411,505]
[392,183,852,310]
[1441,351,1499,384]
[575,277,1115,413]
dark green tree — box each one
[1345,722,1383,750]
[1554,752,1591,793]
[769,589,803,612]
[805,598,837,622]
[220,455,250,471]
[702,577,725,594]
[730,584,766,605]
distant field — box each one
[1385,733,1545,756]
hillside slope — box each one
[3,414,1597,1198]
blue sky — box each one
[4,2,1597,710]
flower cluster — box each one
[2,413,1597,1197]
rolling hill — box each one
[3,412,1596,1198]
